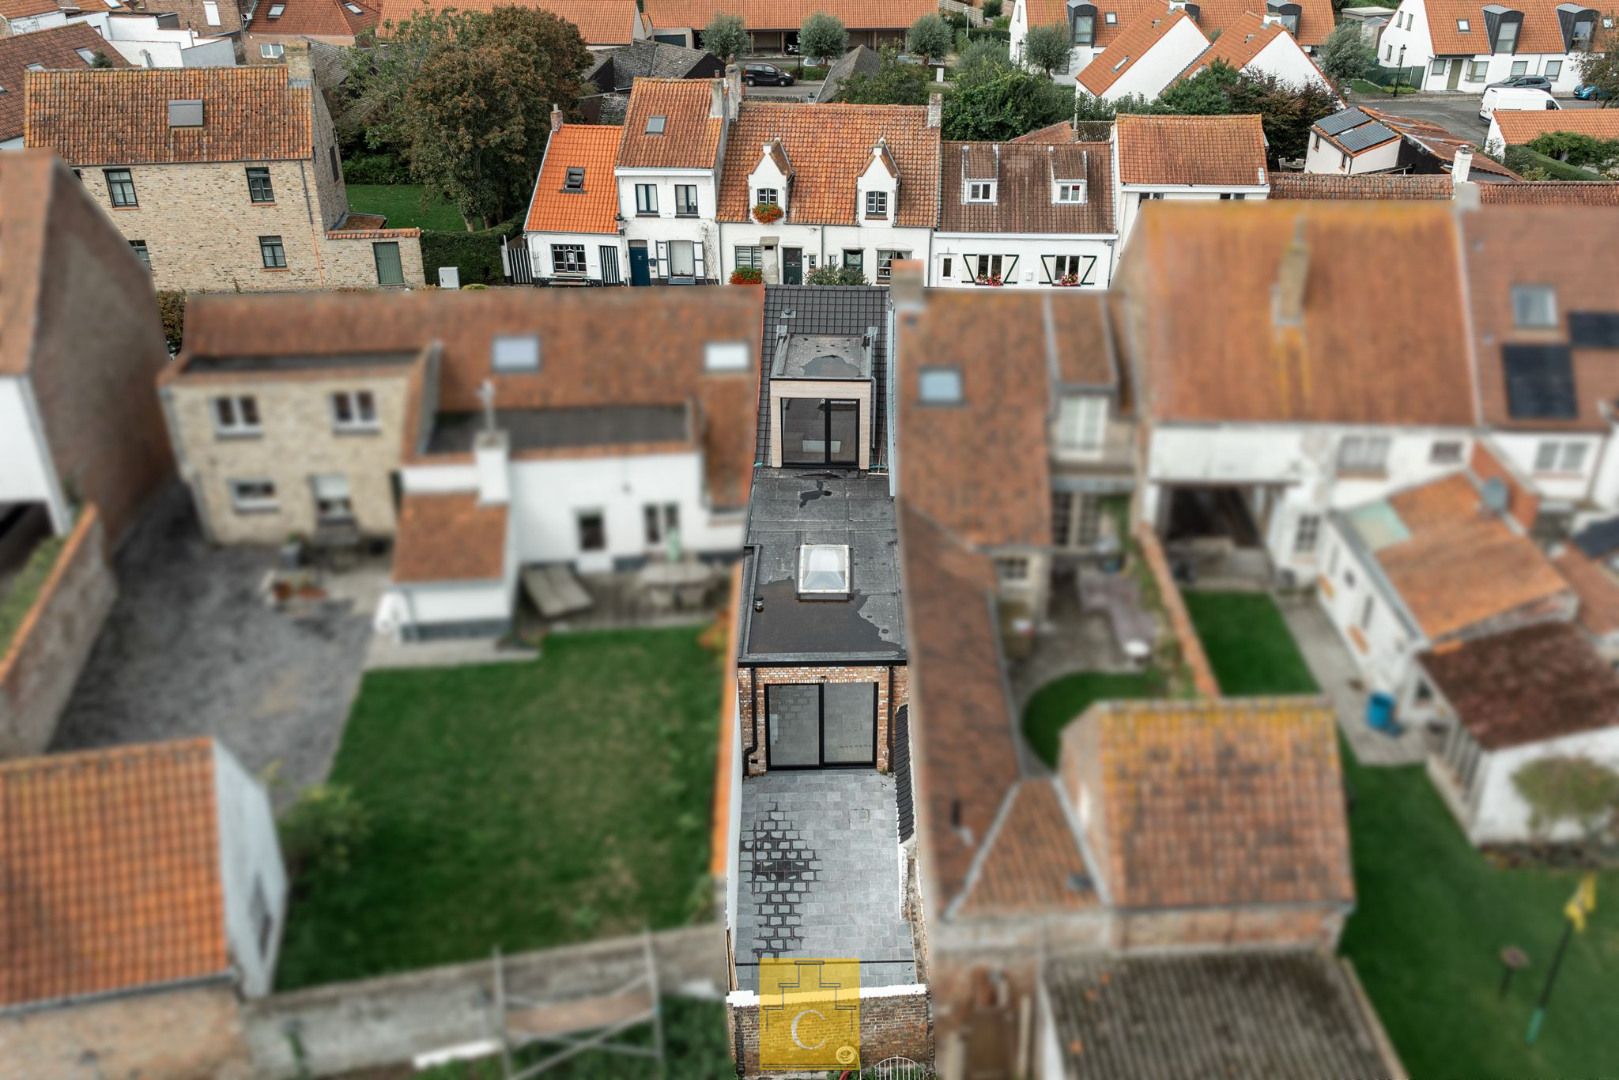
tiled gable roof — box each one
[1425,0,1590,55]
[1023,0,1333,48]
[1555,547,1619,638]
[718,101,940,227]
[1078,10,1196,95]
[940,139,1115,234]
[1494,108,1619,146]
[1070,697,1354,909]
[1266,171,1454,200]
[25,67,313,165]
[1115,112,1268,186]
[642,0,935,32]
[616,77,723,169]
[248,0,380,38]
[393,492,508,583]
[0,739,229,1008]
[0,23,127,144]
[1116,201,1476,426]
[0,0,58,20]
[524,123,622,234]
[1475,180,1619,205]
[378,0,642,43]
[1182,9,1283,74]
[955,779,1100,917]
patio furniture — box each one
[638,560,713,611]
[522,565,593,619]
[1078,569,1156,662]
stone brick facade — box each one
[0,507,115,757]
[325,226,427,288]
[161,365,415,543]
[727,986,932,1077]
[0,984,251,1080]
[1115,906,1347,950]
[737,662,908,775]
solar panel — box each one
[1570,311,1619,348]
[1502,343,1577,420]
[1336,122,1399,153]
[1315,108,1370,137]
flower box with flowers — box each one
[730,267,763,285]
[752,203,783,224]
[1057,273,1080,287]
[978,274,1004,287]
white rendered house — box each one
[522,111,628,285]
[1375,0,1605,93]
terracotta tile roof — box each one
[1023,0,1333,49]
[1079,11,1198,95]
[898,291,1073,549]
[1555,548,1619,638]
[1461,204,1619,432]
[939,140,1115,234]
[1425,0,1588,55]
[1343,106,1520,179]
[1420,621,1619,749]
[0,739,230,1008]
[1181,10,1282,76]
[378,0,643,43]
[0,24,126,144]
[25,67,313,165]
[0,0,58,19]
[1494,108,1619,147]
[642,0,935,32]
[956,779,1100,917]
[1069,697,1354,909]
[898,502,1023,911]
[392,492,508,583]
[1115,112,1268,187]
[1116,201,1476,426]
[1356,472,1572,640]
[524,123,622,234]
[248,0,380,38]
[1010,119,1078,144]
[616,77,723,170]
[718,101,940,227]
[1266,171,1454,200]
[1475,180,1619,205]
[154,0,244,33]
[173,288,763,508]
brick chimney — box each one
[926,92,943,129]
[550,103,564,132]
[1272,218,1309,327]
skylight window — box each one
[919,366,963,404]
[491,334,541,372]
[564,166,585,190]
[797,544,850,600]
[75,48,97,62]
[1457,18,1470,30]
[1112,53,1132,71]
[1511,284,1557,329]
[345,1,363,10]
[167,99,204,127]
[1105,10,1117,21]
[268,3,285,16]
[646,114,666,134]
[25,63,44,71]
[704,341,749,371]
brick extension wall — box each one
[1133,523,1220,697]
[727,985,932,1077]
[0,984,251,1080]
[737,663,908,775]
[0,507,115,757]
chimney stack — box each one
[1272,219,1309,327]
[282,40,313,84]
[889,259,925,312]
[1452,145,1473,186]
[725,64,743,121]
[926,92,943,129]
[710,77,725,119]
[550,103,564,132]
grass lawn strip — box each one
[1021,670,1166,767]
[345,183,466,232]
[1182,590,1318,696]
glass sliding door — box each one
[779,398,861,468]
[765,682,877,769]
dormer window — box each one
[646,115,666,134]
[1484,5,1523,52]
[1068,0,1097,45]
[965,180,996,202]
[564,166,585,191]
[1054,181,1086,203]
[864,191,888,217]
[1267,0,1301,34]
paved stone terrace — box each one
[736,770,916,992]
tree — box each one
[1577,26,1619,106]
[799,12,848,66]
[1132,63,1336,165]
[1023,23,1072,77]
[1512,756,1619,843]
[1527,130,1619,168]
[1319,21,1375,85]
[982,0,1003,16]
[806,264,868,285]
[702,13,748,63]
[836,49,930,104]
[906,13,953,65]
[88,49,114,69]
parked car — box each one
[1480,85,1561,121]
[1575,82,1613,100]
[743,63,795,86]
[1487,74,1554,91]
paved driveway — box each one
[51,486,378,807]
[1346,89,1601,142]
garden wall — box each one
[0,506,114,757]
[244,925,727,1078]
[1133,523,1220,697]
[726,983,932,1076]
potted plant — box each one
[752,202,784,224]
[1057,272,1080,287]
[980,273,1003,287]
[729,267,763,285]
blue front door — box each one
[628,243,651,286]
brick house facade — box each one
[24,61,424,293]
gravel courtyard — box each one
[51,486,378,807]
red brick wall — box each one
[737,663,908,775]
[728,987,932,1076]
[0,984,252,1080]
[1133,524,1220,697]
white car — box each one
[1480,86,1561,122]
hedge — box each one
[342,152,411,186]
[1503,145,1606,181]
[421,220,519,286]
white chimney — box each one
[926,92,943,129]
[550,103,564,131]
[725,64,743,120]
[1452,145,1473,186]
[710,77,725,119]
[474,428,510,506]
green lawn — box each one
[1350,78,1419,95]
[0,534,65,654]
[345,183,466,231]
[275,629,723,990]
[1183,590,1318,696]
[1022,671,1166,767]
[1340,742,1619,1078]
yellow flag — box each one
[1565,873,1597,933]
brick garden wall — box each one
[0,507,115,757]
[737,663,908,775]
[727,985,932,1076]
[322,229,427,288]
[1133,523,1220,697]
[0,983,252,1080]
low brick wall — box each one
[727,984,932,1077]
[245,925,726,1079]
[0,506,115,757]
[1133,524,1220,698]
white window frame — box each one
[330,390,379,433]
[311,473,353,522]
[1294,513,1321,554]
[203,0,220,23]
[260,42,285,59]
[1337,434,1391,473]
[1532,440,1587,473]
[864,190,888,218]
[213,394,261,437]
[1512,284,1558,328]
[965,180,996,203]
[229,479,278,513]
[1430,439,1464,465]
[1056,394,1107,455]
[1055,182,1085,203]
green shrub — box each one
[982,0,1003,16]
[342,152,411,185]
[0,535,67,655]
[421,220,518,285]
[156,291,186,354]
[280,784,372,880]
[1503,145,1606,181]
[805,264,868,285]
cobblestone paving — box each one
[736,770,916,991]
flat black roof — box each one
[427,405,688,455]
[739,471,905,662]
[183,350,420,375]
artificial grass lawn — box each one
[275,629,722,990]
[345,183,466,232]
[1339,742,1619,1079]
[1183,590,1318,697]
[1022,671,1166,767]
